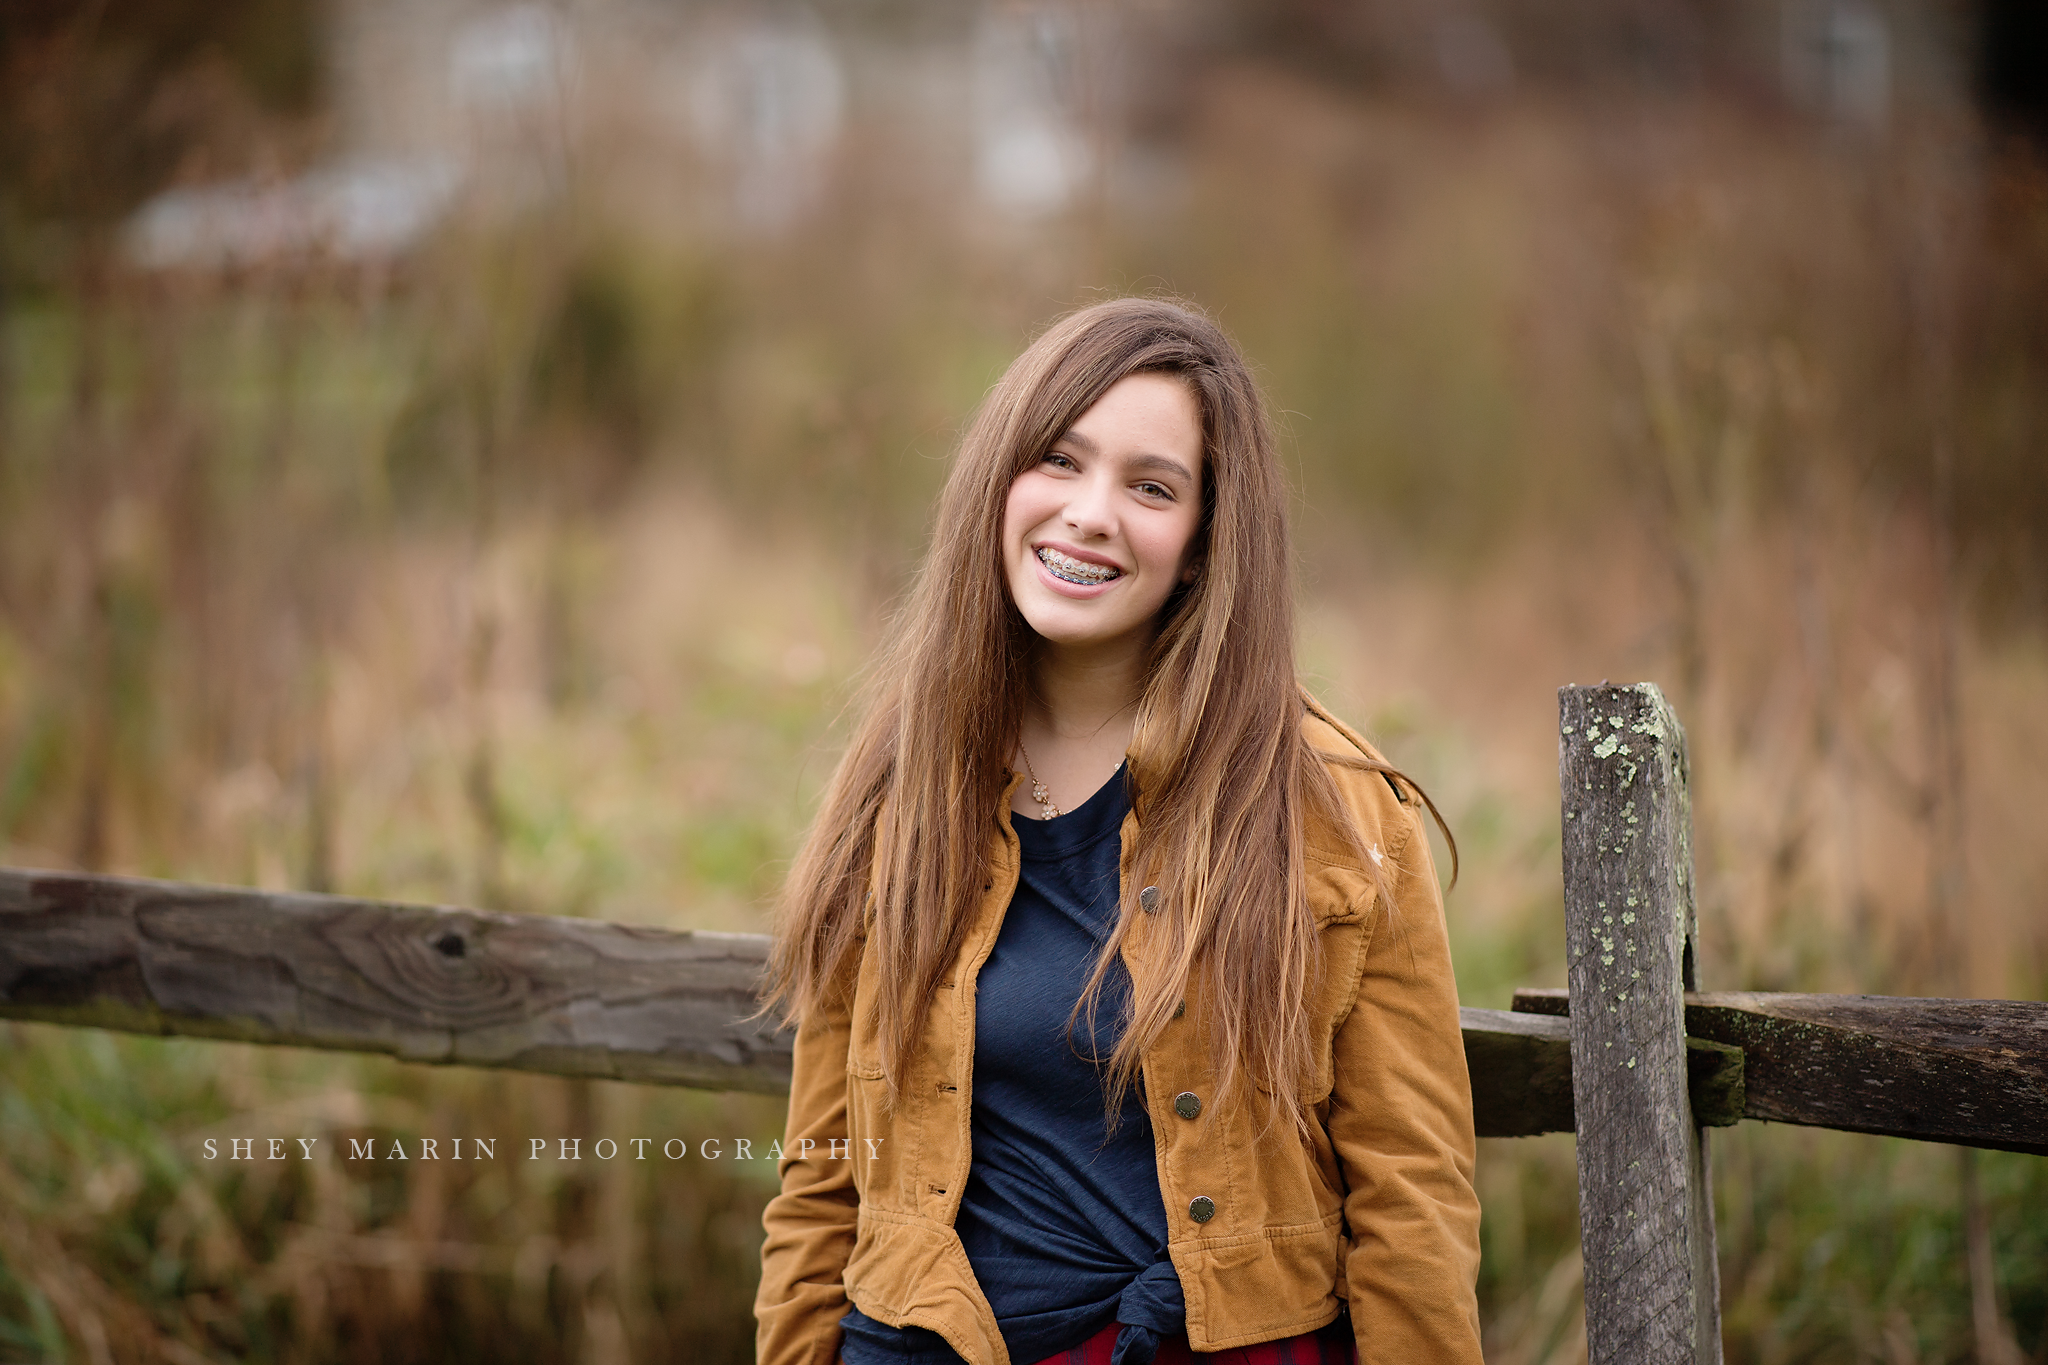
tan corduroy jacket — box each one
[754,703,1483,1365]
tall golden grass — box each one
[2,61,2044,1364]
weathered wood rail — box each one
[2,682,2043,1363]
[9,872,2030,1150]
[0,871,791,1094]
[1508,987,2047,1155]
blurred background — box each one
[2,0,2045,1360]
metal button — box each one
[1188,1196,1215,1223]
[1138,885,1161,914]
[1174,1091,1201,1120]
[1174,999,1185,1020]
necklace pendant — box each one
[1018,742,1060,819]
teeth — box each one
[1038,547,1120,584]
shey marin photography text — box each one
[199,1136,882,1162]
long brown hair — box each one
[762,297,1449,1132]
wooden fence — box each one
[2,682,2042,1363]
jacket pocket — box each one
[1256,918,1366,1105]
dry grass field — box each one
[2,33,2045,1364]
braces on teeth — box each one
[1038,547,1120,584]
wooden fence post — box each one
[1560,683,1722,1364]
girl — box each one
[754,298,1481,1365]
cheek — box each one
[1001,479,1047,599]
[1001,477,1039,548]
[1151,512,1204,578]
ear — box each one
[1180,557,1203,585]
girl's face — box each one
[1001,372,1206,657]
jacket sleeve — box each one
[1326,793,1484,1364]
[755,980,859,1365]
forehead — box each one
[1062,373,1204,473]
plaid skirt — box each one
[1028,1317,1357,1365]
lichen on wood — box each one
[1560,682,1721,1365]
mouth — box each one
[1036,546,1123,586]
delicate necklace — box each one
[1017,742,1060,820]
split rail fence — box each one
[2,682,2043,1364]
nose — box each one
[1062,468,1117,538]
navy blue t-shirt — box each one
[839,765,1184,1365]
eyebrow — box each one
[1055,429,1197,484]
[1126,453,1197,482]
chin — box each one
[1023,611,1148,653]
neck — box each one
[1011,635,1149,820]
[1025,635,1148,743]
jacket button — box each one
[1188,1196,1215,1223]
[1174,999,1185,1020]
[1174,1091,1201,1120]
[1138,885,1161,914]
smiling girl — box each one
[755,299,1481,1365]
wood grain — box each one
[4,865,1656,1141]
[1461,1007,1575,1137]
[1511,987,2047,1156]
[11,864,2031,1173]
[1560,683,1721,1365]
[0,868,793,1093]
[1460,1007,1743,1136]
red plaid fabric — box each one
[1029,1318,1357,1365]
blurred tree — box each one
[1205,0,1762,96]
[0,0,323,277]
[1980,0,2048,139]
